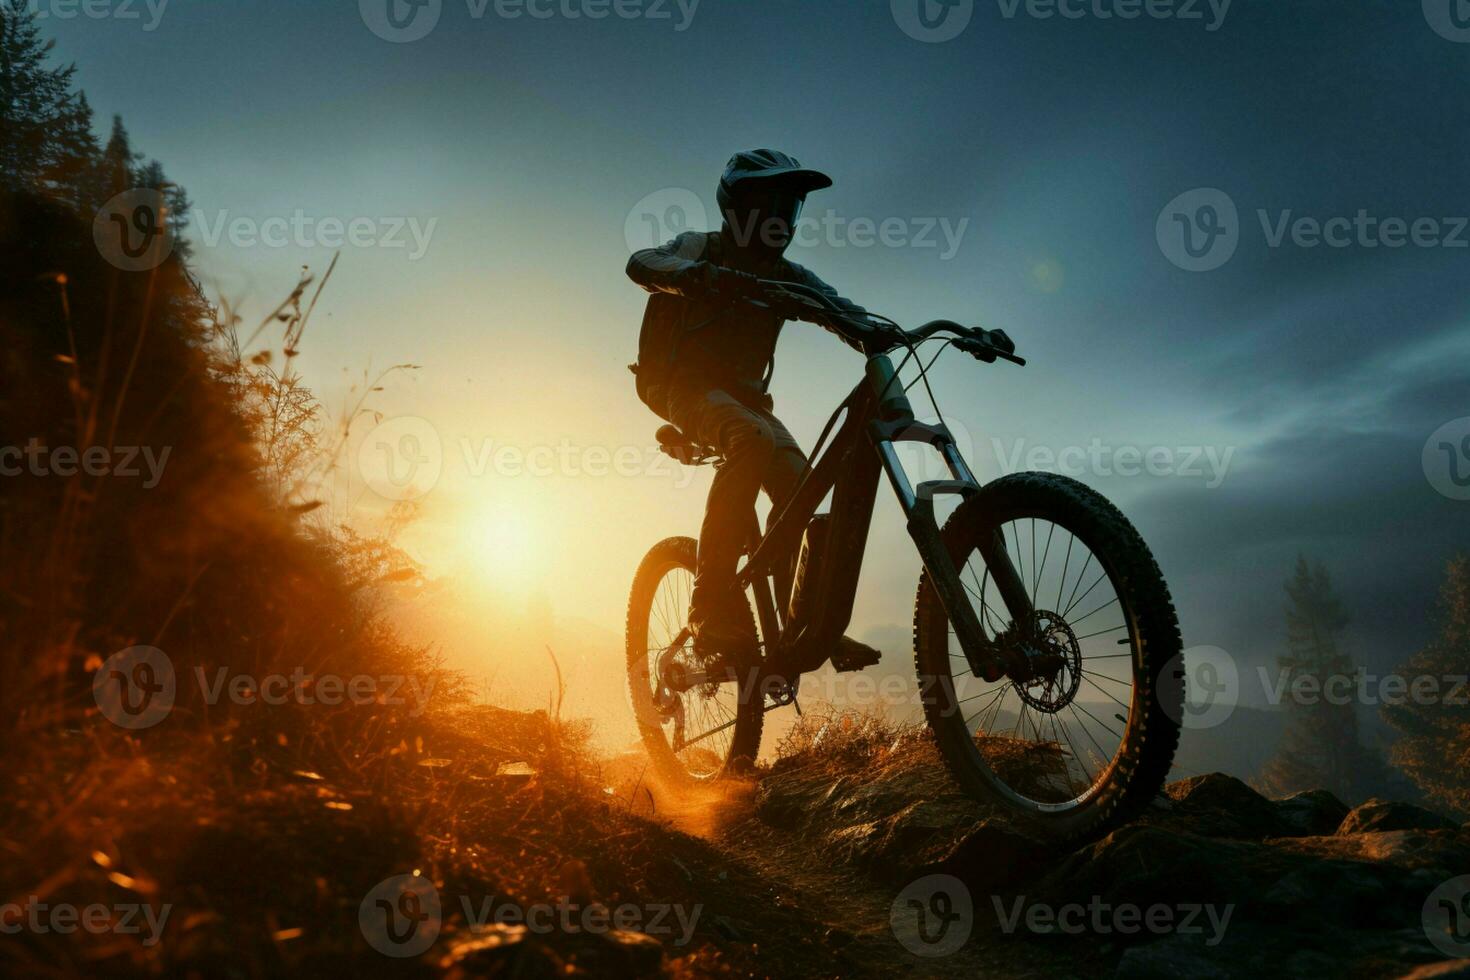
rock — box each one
[921,818,1054,893]
[585,929,665,977]
[440,923,664,979]
[1028,824,1265,913]
[1275,789,1350,836]
[1115,936,1234,979]
[1398,961,1470,979]
[1160,773,1292,839]
[440,925,562,979]
[1027,821,1430,935]
[1339,799,1457,836]
[1272,829,1470,876]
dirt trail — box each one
[629,768,1076,979]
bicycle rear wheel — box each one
[626,536,764,787]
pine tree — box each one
[0,9,99,204]
[1382,557,1470,816]
[99,114,139,192]
[1259,556,1393,801]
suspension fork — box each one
[866,358,1033,681]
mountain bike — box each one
[625,281,1183,840]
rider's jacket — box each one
[626,229,868,417]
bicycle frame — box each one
[735,351,1035,685]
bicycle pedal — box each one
[763,676,800,711]
[829,636,883,673]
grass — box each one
[0,188,877,978]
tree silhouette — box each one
[1382,557,1470,817]
[2,11,194,251]
[1258,556,1393,801]
[0,10,98,204]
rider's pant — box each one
[666,386,807,614]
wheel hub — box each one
[1012,609,1082,713]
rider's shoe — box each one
[689,590,758,671]
[830,635,883,673]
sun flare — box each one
[467,506,538,583]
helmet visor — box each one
[732,187,806,252]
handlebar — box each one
[750,279,1026,367]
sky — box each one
[43,0,1470,717]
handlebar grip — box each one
[955,337,1026,367]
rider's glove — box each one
[981,328,1015,355]
[707,264,762,299]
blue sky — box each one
[45,0,1470,700]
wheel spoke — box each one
[1062,558,1099,618]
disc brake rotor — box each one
[1013,609,1082,713]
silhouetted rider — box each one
[627,149,889,660]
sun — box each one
[465,505,541,587]
[470,511,535,570]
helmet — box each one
[717,149,832,258]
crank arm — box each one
[665,664,740,693]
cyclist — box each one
[626,149,889,665]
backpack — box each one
[628,232,716,421]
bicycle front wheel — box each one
[913,472,1183,841]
